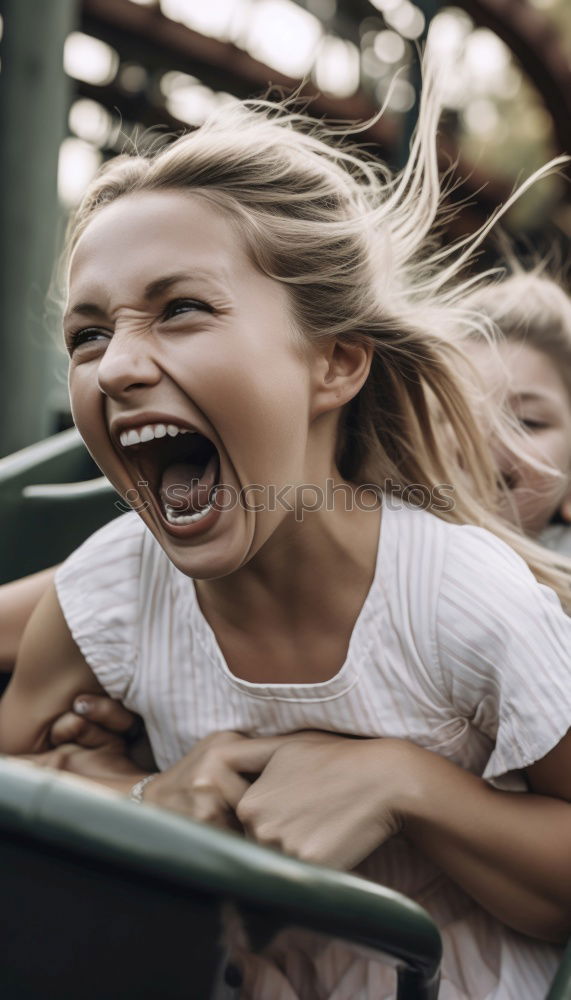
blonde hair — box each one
[61,74,571,609]
[463,272,571,398]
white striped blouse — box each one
[55,501,571,999]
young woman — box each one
[463,272,571,556]
[1,83,570,998]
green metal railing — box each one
[0,427,120,582]
[0,757,441,999]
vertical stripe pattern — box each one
[55,504,571,999]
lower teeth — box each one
[164,489,217,526]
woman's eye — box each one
[518,417,549,431]
[66,328,108,355]
[163,298,212,319]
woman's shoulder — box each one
[384,502,570,781]
[54,511,152,587]
[383,499,569,662]
[381,500,509,611]
[53,510,184,619]
[53,513,175,698]
[386,498,540,582]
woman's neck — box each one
[194,484,382,638]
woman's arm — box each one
[401,731,571,944]
[0,582,145,796]
[232,731,571,944]
[0,566,58,671]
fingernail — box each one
[74,698,91,715]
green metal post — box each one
[0,0,77,457]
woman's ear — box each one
[309,339,374,419]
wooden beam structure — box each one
[78,0,569,225]
[80,0,397,153]
[457,0,571,155]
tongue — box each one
[159,453,218,515]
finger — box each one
[50,712,123,750]
[50,712,85,746]
[191,767,250,811]
[191,791,238,828]
[223,736,293,777]
[73,695,139,736]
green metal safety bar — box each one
[0,427,121,583]
[0,757,442,999]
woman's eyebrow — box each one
[64,302,108,322]
[143,272,191,300]
[510,390,558,406]
[512,391,545,402]
[143,270,229,300]
[65,271,229,321]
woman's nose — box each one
[97,329,161,398]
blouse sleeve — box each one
[54,512,147,700]
[434,524,571,781]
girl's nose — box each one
[97,330,161,398]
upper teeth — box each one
[119,423,193,447]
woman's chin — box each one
[159,512,254,581]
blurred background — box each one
[0,0,570,458]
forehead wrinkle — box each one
[65,266,235,323]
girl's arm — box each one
[0,566,58,671]
[233,731,571,944]
[0,582,148,792]
[402,731,571,944]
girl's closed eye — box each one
[162,297,214,320]
[518,417,550,432]
[65,327,110,355]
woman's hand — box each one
[50,694,139,747]
[235,732,417,870]
[142,729,420,862]
[143,731,280,830]
[49,694,157,772]
[21,694,153,782]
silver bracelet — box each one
[128,773,158,804]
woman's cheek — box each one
[530,429,570,477]
[68,372,118,478]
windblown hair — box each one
[463,272,571,398]
[61,72,571,608]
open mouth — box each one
[118,423,221,527]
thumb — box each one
[74,695,140,737]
